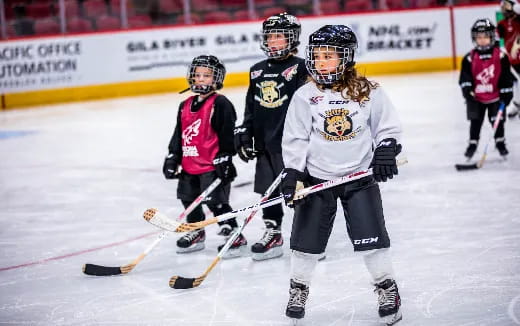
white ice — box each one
[1,71,519,326]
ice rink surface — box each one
[1,71,519,325]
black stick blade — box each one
[83,263,122,276]
[455,163,478,171]
[170,276,196,289]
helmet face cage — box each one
[187,56,225,94]
[305,45,354,85]
[261,28,300,58]
[471,19,496,52]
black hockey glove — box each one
[163,153,181,179]
[461,86,474,102]
[281,168,306,208]
[370,138,402,183]
[500,89,513,107]
[234,126,258,162]
[213,152,237,185]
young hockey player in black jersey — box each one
[281,25,403,325]
[163,55,246,257]
[459,18,514,159]
[234,12,308,261]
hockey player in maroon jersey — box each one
[163,55,246,257]
[233,13,308,261]
[498,0,520,118]
[460,18,514,159]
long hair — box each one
[328,66,378,102]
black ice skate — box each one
[508,102,519,118]
[251,220,283,261]
[176,229,205,253]
[464,140,478,159]
[286,279,309,321]
[495,139,509,157]
[374,279,402,325]
[216,224,233,237]
[217,231,248,259]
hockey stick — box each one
[455,102,505,171]
[144,159,408,233]
[82,178,222,276]
[170,172,285,289]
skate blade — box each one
[221,245,249,259]
[176,242,205,253]
[252,246,283,261]
[381,310,402,325]
[288,317,302,325]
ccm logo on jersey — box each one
[329,100,349,104]
[309,96,324,105]
[353,237,379,245]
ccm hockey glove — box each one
[281,168,305,208]
[370,138,402,182]
[213,153,237,185]
[163,153,181,179]
[234,126,258,162]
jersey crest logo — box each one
[309,96,324,105]
[318,109,361,142]
[475,64,495,94]
[251,70,263,80]
[182,118,201,144]
[254,80,289,108]
[282,64,298,81]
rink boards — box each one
[0,4,498,108]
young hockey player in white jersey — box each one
[234,12,308,261]
[163,55,246,257]
[281,25,403,325]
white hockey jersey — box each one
[282,81,402,180]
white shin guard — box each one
[362,248,395,284]
[290,250,322,286]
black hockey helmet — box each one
[260,12,301,59]
[501,0,519,18]
[187,55,226,94]
[305,25,358,85]
[471,18,496,52]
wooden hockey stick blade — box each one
[169,257,220,289]
[455,162,479,171]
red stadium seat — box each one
[344,0,372,12]
[220,0,246,10]
[203,11,232,23]
[110,0,136,17]
[34,18,60,34]
[25,2,53,19]
[96,15,120,30]
[158,0,183,14]
[191,0,219,12]
[67,17,93,32]
[64,0,80,18]
[83,0,108,18]
[320,0,340,14]
[234,9,252,20]
[385,0,406,9]
[285,0,310,5]
[127,15,152,27]
[261,7,287,19]
[254,0,275,8]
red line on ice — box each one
[0,231,160,272]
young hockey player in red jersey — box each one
[498,0,520,118]
[233,13,308,261]
[163,55,246,257]
[460,18,514,159]
[281,25,403,325]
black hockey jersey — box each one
[241,55,308,153]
